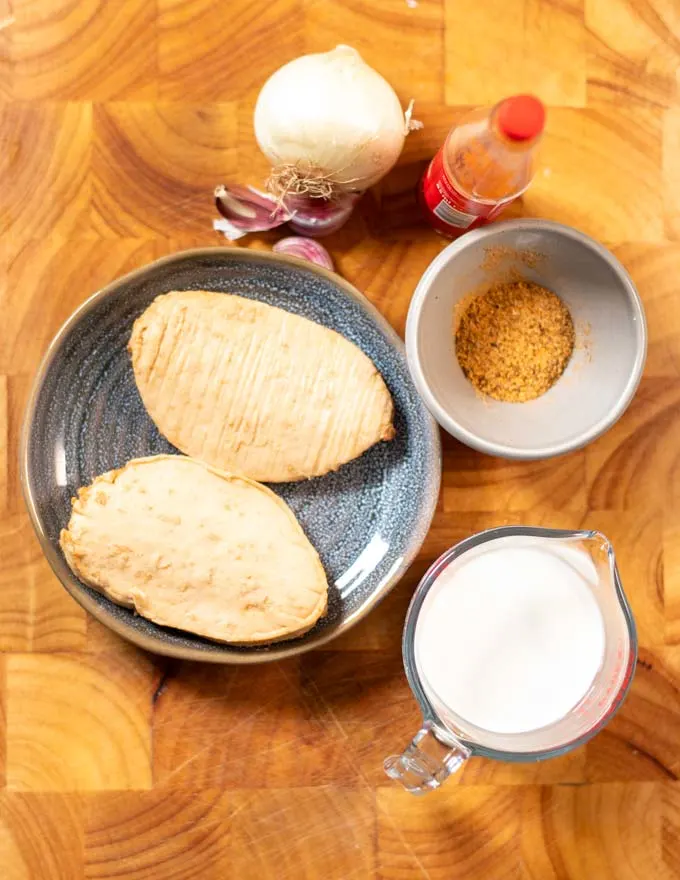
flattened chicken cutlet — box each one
[129,290,395,482]
[60,455,328,644]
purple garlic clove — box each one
[273,237,335,271]
[213,184,291,240]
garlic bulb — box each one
[254,45,411,198]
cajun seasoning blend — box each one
[455,281,575,403]
[420,96,545,238]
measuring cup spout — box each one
[384,722,471,794]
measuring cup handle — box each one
[384,722,471,794]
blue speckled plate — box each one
[21,248,441,663]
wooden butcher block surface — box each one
[0,0,679,876]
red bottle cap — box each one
[497,95,545,141]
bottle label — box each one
[420,148,505,236]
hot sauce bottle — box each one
[420,95,545,238]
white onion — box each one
[254,45,411,196]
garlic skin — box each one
[273,237,335,271]
[254,45,407,193]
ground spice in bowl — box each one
[455,280,575,402]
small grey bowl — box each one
[21,248,441,663]
[406,220,647,460]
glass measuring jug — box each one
[385,527,637,795]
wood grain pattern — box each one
[6,653,155,791]
[665,782,680,877]
[0,792,83,880]
[0,514,87,652]
[0,376,8,514]
[378,785,521,879]
[10,0,157,100]
[664,108,680,238]
[584,647,680,781]
[1,0,680,876]
[92,103,237,237]
[521,783,664,880]
[0,2,10,101]
[307,0,444,104]
[230,788,377,880]
[0,377,31,520]
[84,790,232,879]
[152,660,358,789]
[445,0,586,107]
[0,102,92,239]
[0,238,158,375]
[614,243,680,376]
[158,0,304,101]
[523,102,665,242]
[586,0,680,109]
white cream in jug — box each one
[415,537,606,735]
